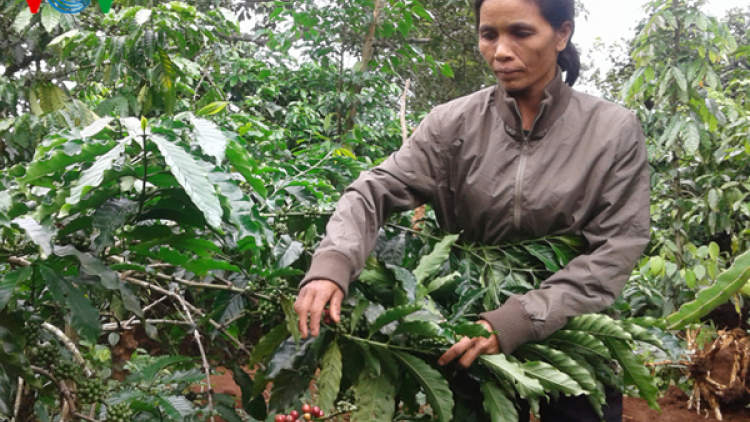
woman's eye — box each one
[481,32,496,40]
[516,32,532,38]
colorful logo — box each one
[26,0,112,14]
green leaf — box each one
[158,49,177,91]
[618,321,662,348]
[196,101,228,116]
[521,360,584,396]
[649,256,664,276]
[39,265,101,342]
[524,244,561,272]
[517,344,597,394]
[151,135,223,229]
[47,29,79,46]
[154,394,194,419]
[449,287,486,322]
[392,351,454,422]
[248,323,289,368]
[481,381,518,422]
[350,372,396,422]
[563,314,633,341]
[41,5,61,33]
[667,248,750,329]
[604,338,659,410]
[480,354,544,399]
[184,258,240,276]
[13,217,56,256]
[671,67,687,92]
[13,9,33,34]
[369,303,422,336]
[709,242,720,260]
[269,369,309,412]
[273,234,304,268]
[316,340,343,414]
[281,296,301,342]
[546,330,611,360]
[0,267,32,312]
[66,143,124,207]
[448,322,491,338]
[441,64,454,78]
[80,117,114,138]
[92,198,138,253]
[190,116,228,163]
[426,271,459,293]
[413,234,459,284]
[134,8,152,25]
[127,355,193,384]
[391,320,442,338]
[54,245,119,289]
[226,141,267,197]
[682,121,700,155]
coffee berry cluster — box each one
[107,402,133,422]
[52,361,80,380]
[274,404,325,422]
[31,343,60,368]
[77,378,106,405]
[22,321,41,345]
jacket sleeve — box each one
[480,112,651,355]
[299,111,446,295]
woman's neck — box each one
[512,92,545,131]
[508,66,558,131]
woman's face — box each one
[478,0,572,96]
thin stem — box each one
[174,294,214,422]
[138,133,149,216]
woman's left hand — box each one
[438,320,500,368]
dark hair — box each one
[474,0,580,86]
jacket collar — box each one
[492,66,573,141]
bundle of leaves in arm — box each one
[254,231,664,421]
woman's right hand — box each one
[294,279,344,338]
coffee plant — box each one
[244,232,666,421]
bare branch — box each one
[175,294,214,422]
[42,323,94,378]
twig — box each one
[42,322,93,378]
[102,319,192,331]
[121,276,250,355]
[13,377,23,420]
[73,413,101,422]
[174,294,214,422]
[193,52,215,104]
[645,360,691,367]
[31,366,79,420]
[400,79,411,145]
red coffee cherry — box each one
[312,406,321,416]
[290,410,300,419]
[275,415,286,422]
[302,404,312,414]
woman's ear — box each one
[556,21,573,52]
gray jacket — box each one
[301,70,651,354]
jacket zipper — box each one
[513,103,546,232]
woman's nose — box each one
[494,38,514,61]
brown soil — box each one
[623,385,750,422]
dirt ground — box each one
[208,366,750,422]
[623,385,750,422]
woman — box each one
[294,0,650,420]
